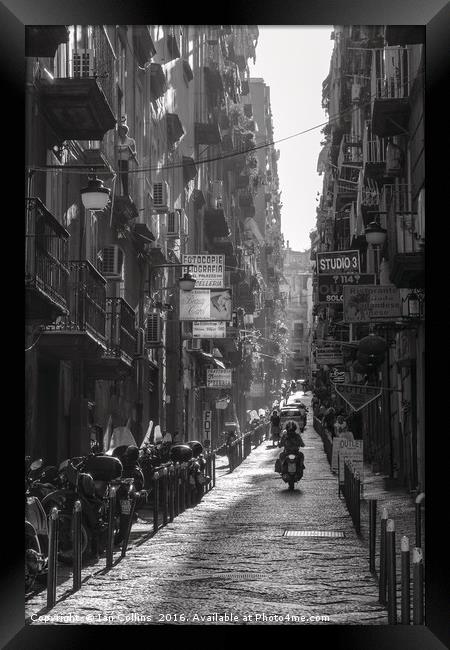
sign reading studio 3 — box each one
[316,250,361,275]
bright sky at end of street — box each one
[248,26,335,253]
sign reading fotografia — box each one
[206,368,232,387]
[316,250,360,275]
[343,285,402,322]
[192,321,226,338]
[182,254,224,288]
[180,289,232,321]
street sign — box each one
[335,384,382,411]
[206,368,232,387]
[193,321,226,338]
[338,440,364,485]
[203,410,212,438]
[316,347,343,365]
[318,274,376,304]
[343,285,402,322]
[182,254,224,288]
[180,288,232,321]
[317,250,360,275]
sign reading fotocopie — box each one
[182,254,224,288]
[316,250,360,275]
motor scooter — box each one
[25,458,48,592]
[276,451,305,491]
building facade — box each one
[311,25,425,491]
[25,25,288,460]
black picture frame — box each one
[4,1,448,648]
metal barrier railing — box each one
[341,459,361,534]
[366,498,425,625]
[313,416,333,465]
[226,423,269,473]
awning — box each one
[187,350,226,369]
[149,63,167,100]
[183,156,197,184]
[132,222,155,243]
[133,26,156,66]
[167,113,184,145]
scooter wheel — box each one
[288,478,295,491]
[57,513,92,565]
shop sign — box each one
[338,440,364,485]
[318,274,376,303]
[335,384,382,411]
[206,368,232,387]
[317,250,360,275]
[249,381,265,397]
[315,347,343,365]
[182,254,224,288]
[343,285,402,322]
[180,288,232,321]
[203,410,212,438]
[193,321,226,338]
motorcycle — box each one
[276,450,305,491]
[186,441,211,504]
[41,453,136,564]
[25,458,48,592]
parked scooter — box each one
[186,441,211,503]
[25,458,48,592]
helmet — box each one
[285,420,297,433]
[187,440,203,458]
[123,445,139,464]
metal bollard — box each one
[180,464,187,512]
[386,518,397,624]
[212,453,216,488]
[168,466,175,521]
[401,536,410,625]
[415,493,425,548]
[72,500,82,591]
[368,499,377,573]
[153,472,160,533]
[106,486,116,569]
[121,490,137,558]
[47,507,59,608]
[162,468,168,526]
[379,508,388,604]
[355,472,361,534]
[412,547,424,625]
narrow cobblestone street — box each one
[27,407,388,626]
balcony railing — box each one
[338,133,363,168]
[25,198,70,317]
[105,297,137,364]
[371,47,411,100]
[363,120,387,165]
[44,260,106,342]
[382,183,421,254]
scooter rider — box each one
[276,420,305,472]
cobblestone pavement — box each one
[26,404,389,626]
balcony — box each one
[25,26,69,58]
[39,260,107,359]
[383,184,425,288]
[371,47,411,137]
[362,120,388,179]
[149,63,167,100]
[194,122,222,145]
[38,77,116,141]
[25,198,70,323]
[204,208,230,239]
[337,133,363,171]
[85,298,137,379]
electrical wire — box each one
[27,68,421,177]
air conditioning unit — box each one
[153,181,169,212]
[167,209,181,236]
[211,181,223,209]
[187,338,202,351]
[100,246,124,279]
[145,314,162,346]
[72,49,95,77]
[135,327,145,357]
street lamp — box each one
[80,175,111,211]
[365,219,387,284]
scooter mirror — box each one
[30,458,43,471]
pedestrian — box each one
[334,414,349,438]
[162,430,172,444]
[270,409,281,447]
[323,404,336,436]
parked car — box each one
[279,406,307,430]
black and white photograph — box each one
[3,3,447,647]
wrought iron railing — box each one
[381,183,420,256]
[363,120,387,165]
[105,297,137,363]
[25,198,70,313]
[44,260,106,342]
[371,47,411,101]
